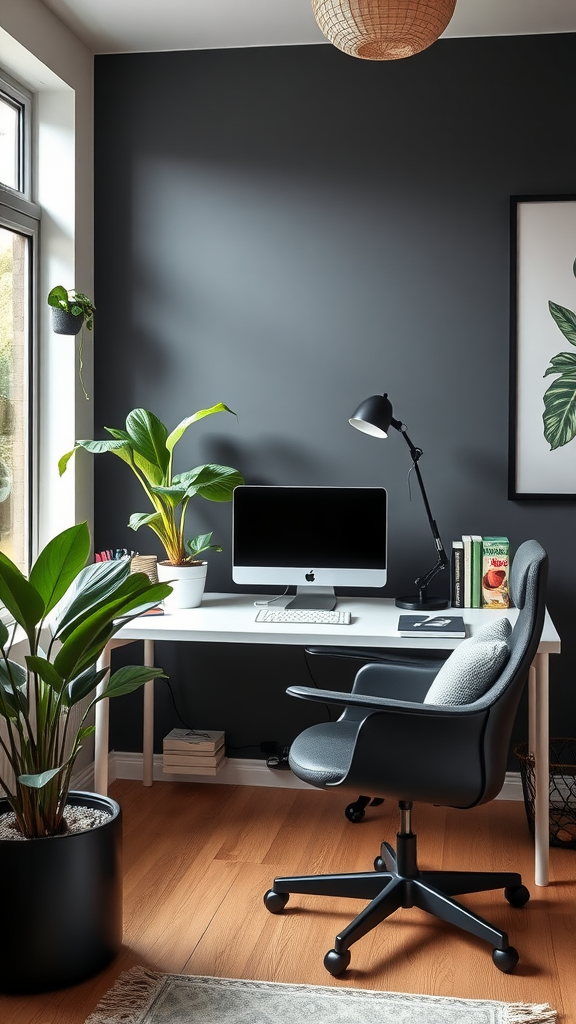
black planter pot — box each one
[51,307,83,335]
[0,791,122,994]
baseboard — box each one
[73,753,524,800]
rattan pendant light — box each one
[311,0,457,60]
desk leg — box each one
[531,652,550,887]
[94,644,111,796]
[142,639,155,787]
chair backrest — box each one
[478,538,548,801]
[336,540,548,807]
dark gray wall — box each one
[94,35,576,761]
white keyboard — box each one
[255,607,351,625]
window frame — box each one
[0,65,40,574]
[0,67,32,202]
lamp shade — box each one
[311,0,457,61]
[349,393,393,437]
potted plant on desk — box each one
[59,403,244,608]
[0,521,171,993]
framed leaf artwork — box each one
[509,195,576,499]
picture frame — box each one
[509,194,576,499]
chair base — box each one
[264,828,528,976]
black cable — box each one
[303,648,335,721]
[161,677,196,731]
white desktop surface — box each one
[97,593,560,887]
[112,592,559,650]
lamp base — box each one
[395,594,449,610]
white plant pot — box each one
[157,561,208,609]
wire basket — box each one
[515,739,576,848]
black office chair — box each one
[305,645,449,822]
[264,540,548,976]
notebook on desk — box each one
[398,614,466,638]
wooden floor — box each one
[1,779,574,1022]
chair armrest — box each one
[305,645,448,669]
[351,660,440,701]
[286,685,466,716]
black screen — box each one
[233,486,387,569]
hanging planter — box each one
[51,306,84,335]
[47,285,96,400]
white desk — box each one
[96,593,560,886]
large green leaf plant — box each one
[543,259,576,450]
[0,522,171,838]
[58,404,244,565]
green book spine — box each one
[471,535,482,608]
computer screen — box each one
[232,485,387,609]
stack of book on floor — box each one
[450,536,510,610]
[162,728,226,776]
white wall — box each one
[0,0,95,780]
[0,0,94,549]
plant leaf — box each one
[50,558,132,639]
[0,618,8,649]
[185,532,222,558]
[18,767,62,789]
[543,351,576,377]
[64,666,109,707]
[165,403,236,454]
[0,659,28,716]
[54,578,171,679]
[0,551,45,638]
[47,285,68,308]
[99,665,166,700]
[543,371,576,449]
[106,426,164,484]
[177,464,244,502]
[125,409,170,476]
[128,511,163,531]
[549,301,576,347]
[25,655,64,694]
[29,522,90,614]
[58,438,130,476]
[149,484,187,508]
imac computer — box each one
[232,485,387,610]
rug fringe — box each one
[84,966,161,1024]
[505,1002,557,1023]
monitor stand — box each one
[285,587,337,611]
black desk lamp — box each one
[349,392,449,610]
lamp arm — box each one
[391,420,449,599]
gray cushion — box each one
[467,617,512,645]
[424,618,512,706]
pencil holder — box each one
[130,554,158,584]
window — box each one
[0,225,31,571]
[0,70,30,199]
[0,94,20,192]
[0,69,38,574]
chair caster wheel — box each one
[492,946,519,973]
[345,802,365,823]
[264,889,289,914]
[374,856,385,871]
[324,948,351,976]
[504,884,530,907]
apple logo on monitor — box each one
[305,570,315,582]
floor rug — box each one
[85,966,557,1024]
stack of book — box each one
[162,728,226,776]
[451,536,510,610]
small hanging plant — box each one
[47,286,95,401]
